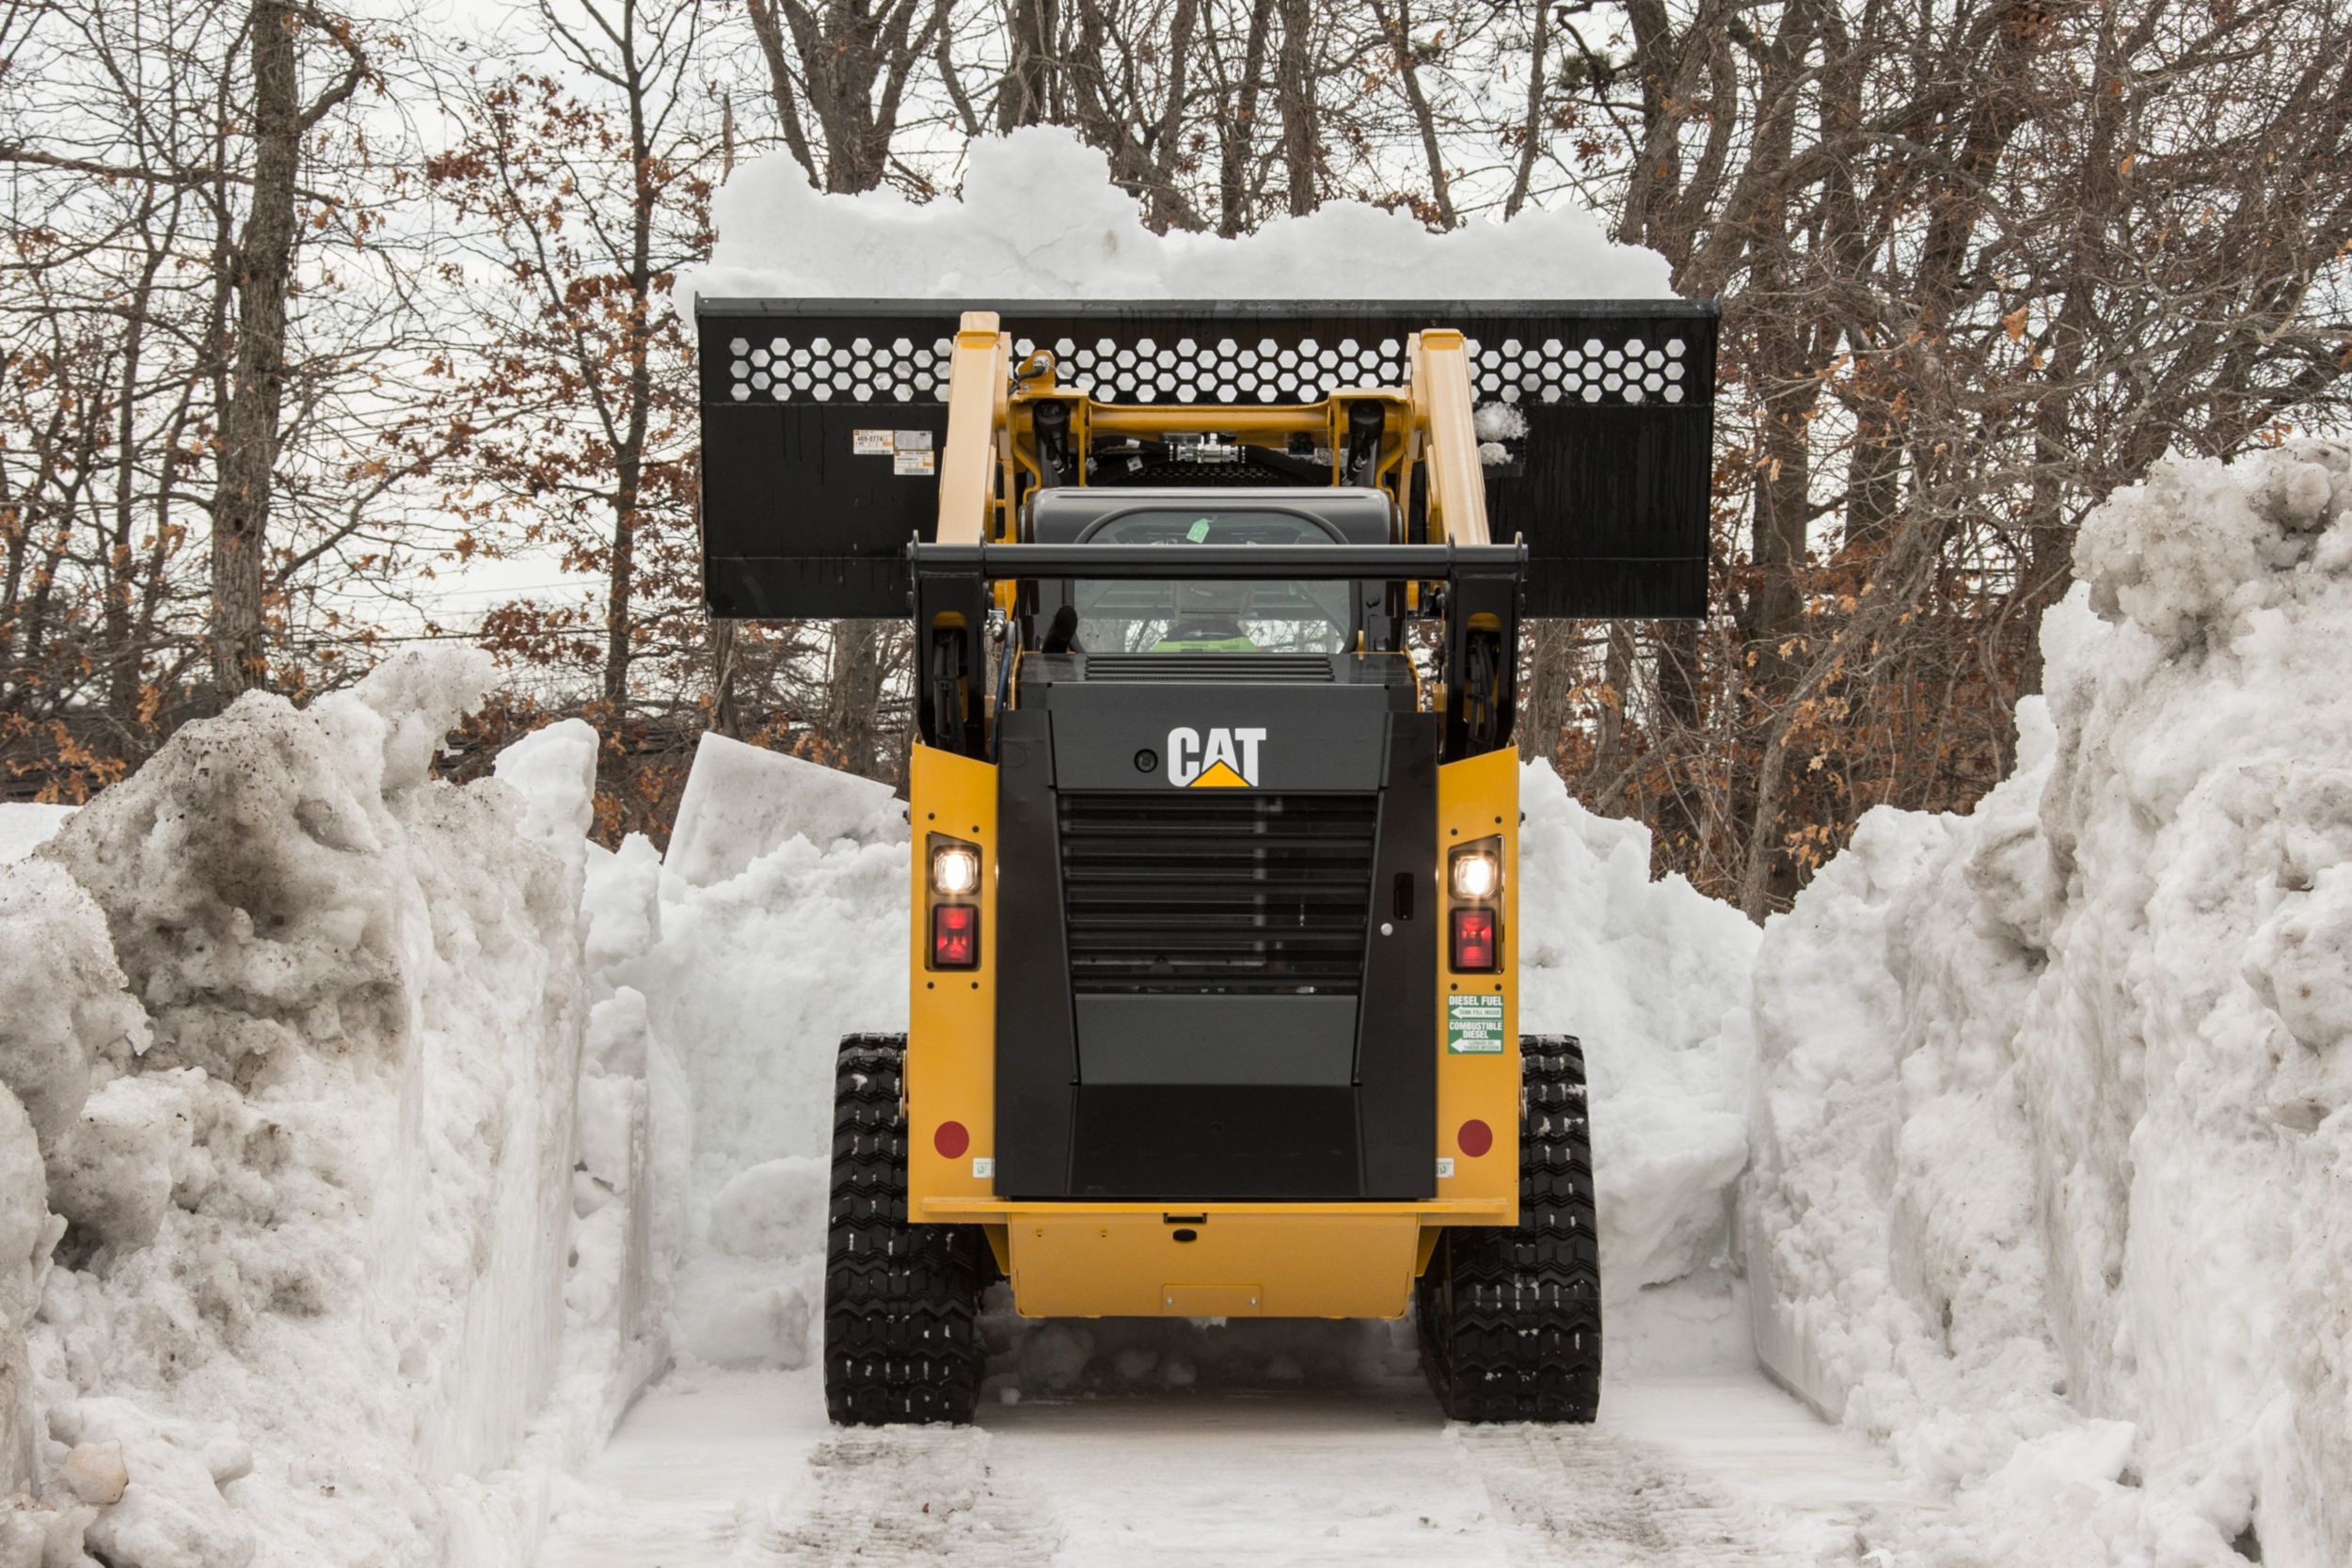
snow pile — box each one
[684,125,1669,306]
[1742,441,2352,1566]
[589,752,907,1370]
[1517,765,1758,1365]
[0,654,652,1567]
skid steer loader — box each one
[693,297,1717,1425]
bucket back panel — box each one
[696,298,1717,620]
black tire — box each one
[822,1034,990,1425]
[1416,1036,1602,1422]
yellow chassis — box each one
[907,743,1520,1321]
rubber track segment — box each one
[1417,1036,1603,1422]
[822,1034,990,1426]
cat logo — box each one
[1166,726,1265,788]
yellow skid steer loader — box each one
[693,298,1717,1425]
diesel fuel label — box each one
[1446,993,1505,1054]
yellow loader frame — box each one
[901,311,1520,1321]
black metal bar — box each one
[910,540,1527,583]
[702,295,1720,324]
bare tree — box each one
[2,0,453,796]
[425,0,717,829]
[211,2,369,696]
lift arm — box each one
[1407,329,1490,548]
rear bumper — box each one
[921,1198,1512,1319]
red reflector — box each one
[1457,1118,1494,1158]
[935,1120,970,1160]
[1452,908,1497,971]
[932,903,978,968]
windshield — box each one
[1068,509,1354,656]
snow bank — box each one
[684,125,1670,306]
[0,654,641,1567]
[1743,441,2352,1566]
[598,743,1754,1391]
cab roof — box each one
[1025,486,1396,546]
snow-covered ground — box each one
[539,1366,1912,1568]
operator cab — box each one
[1019,486,1409,694]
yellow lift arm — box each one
[932,309,1494,554]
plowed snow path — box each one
[541,1369,1919,1566]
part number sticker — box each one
[852,429,894,455]
[894,450,936,476]
[1446,993,1505,1054]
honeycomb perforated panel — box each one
[697,298,1718,620]
[717,326,1693,408]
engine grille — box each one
[1057,792,1379,994]
[1080,653,1335,685]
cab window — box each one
[1067,510,1353,656]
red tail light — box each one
[932,903,979,969]
[1452,907,1497,971]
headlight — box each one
[930,843,981,896]
[1450,847,1499,901]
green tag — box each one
[1446,993,1506,1054]
[1185,518,1212,543]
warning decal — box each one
[1446,993,1505,1054]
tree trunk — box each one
[1588,619,1635,808]
[1502,0,1549,219]
[1275,0,1316,215]
[822,622,889,777]
[1517,619,1576,774]
[1378,0,1454,227]
[998,0,1058,131]
[709,619,743,738]
[1216,0,1277,237]
[211,0,303,698]
[603,13,659,721]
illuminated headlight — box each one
[930,843,981,897]
[1450,847,1500,901]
